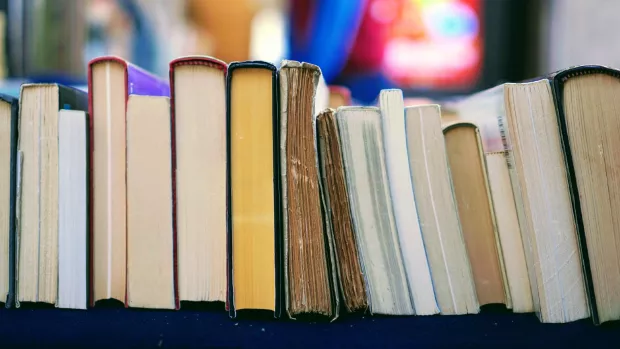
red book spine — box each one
[87,56,130,308]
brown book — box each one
[280,61,338,319]
[443,122,507,307]
[317,108,368,313]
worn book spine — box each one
[317,108,365,315]
[225,61,282,318]
[280,60,339,320]
[4,94,18,309]
[548,65,620,325]
[87,56,172,308]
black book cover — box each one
[225,61,282,318]
[549,65,620,325]
[2,93,18,309]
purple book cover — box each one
[126,63,170,97]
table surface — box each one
[1,304,618,348]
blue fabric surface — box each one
[0,306,618,348]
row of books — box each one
[0,56,618,326]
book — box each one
[337,106,413,315]
[316,108,368,313]
[454,72,594,322]
[170,56,228,304]
[57,109,88,310]
[442,122,509,308]
[279,61,338,319]
[125,93,176,309]
[226,61,282,318]
[379,89,437,315]
[547,66,620,324]
[328,86,351,109]
[17,83,88,306]
[88,56,170,306]
[0,94,17,308]
[449,91,534,314]
[405,105,478,315]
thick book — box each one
[88,56,174,308]
[17,84,88,307]
[549,66,620,324]
[337,106,413,315]
[279,61,339,320]
[0,94,17,309]
[316,108,368,313]
[170,56,228,304]
[226,61,282,318]
[406,106,478,315]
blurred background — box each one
[0,0,617,103]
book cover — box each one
[87,56,174,309]
[225,61,282,318]
[2,93,17,309]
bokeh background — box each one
[0,0,617,103]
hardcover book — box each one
[0,94,17,309]
[170,56,228,304]
[226,61,282,318]
[88,56,174,308]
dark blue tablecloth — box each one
[0,306,618,348]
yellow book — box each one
[227,62,280,317]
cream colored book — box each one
[126,95,175,309]
[405,105,478,315]
[379,90,438,315]
[57,110,88,310]
[171,56,227,303]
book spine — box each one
[168,64,179,311]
